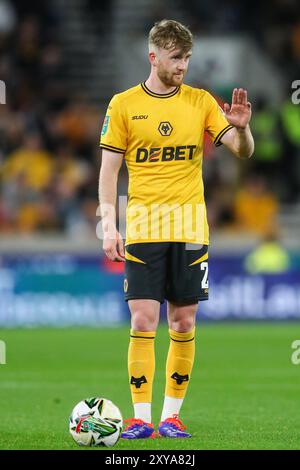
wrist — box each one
[102,221,117,237]
[235,124,248,132]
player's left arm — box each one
[221,88,254,159]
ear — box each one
[148,51,157,66]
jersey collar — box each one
[141,82,180,98]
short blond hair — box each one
[148,19,193,53]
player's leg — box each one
[128,299,160,420]
[122,243,168,439]
[164,300,197,417]
[159,243,209,437]
[121,299,160,439]
[158,301,197,438]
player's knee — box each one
[169,305,197,332]
[131,310,157,332]
[170,316,195,333]
[168,302,198,332]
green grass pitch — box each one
[0,323,299,450]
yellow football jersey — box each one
[100,82,232,246]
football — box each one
[69,397,123,447]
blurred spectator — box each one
[206,179,235,231]
[250,96,283,193]
[1,132,54,191]
[0,132,55,233]
[244,227,290,274]
[280,94,300,202]
[52,142,92,227]
[233,174,279,236]
[56,100,100,155]
[16,199,59,233]
[0,198,11,232]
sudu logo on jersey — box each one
[136,145,197,162]
[132,115,148,120]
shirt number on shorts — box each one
[200,261,208,289]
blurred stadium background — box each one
[1,0,300,451]
[0,0,299,326]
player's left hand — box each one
[224,88,252,129]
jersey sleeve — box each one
[204,92,233,147]
[100,94,127,154]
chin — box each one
[173,76,184,85]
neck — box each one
[145,72,178,94]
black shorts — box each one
[124,242,209,304]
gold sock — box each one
[165,328,195,399]
[128,329,156,404]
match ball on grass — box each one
[69,397,123,447]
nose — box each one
[177,59,186,71]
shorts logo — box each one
[124,278,128,293]
[101,115,110,136]
[158,121,173,136]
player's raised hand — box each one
[224,88,252,129]
[103,230,125,262]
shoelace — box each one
[123,418,147,430]
[164,414,186,430]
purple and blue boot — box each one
[158,414,191,438]
[121,418,156,439]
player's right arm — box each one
[99,149,125,262]
[99,93,127,262]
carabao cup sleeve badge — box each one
[101,115,110,136]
